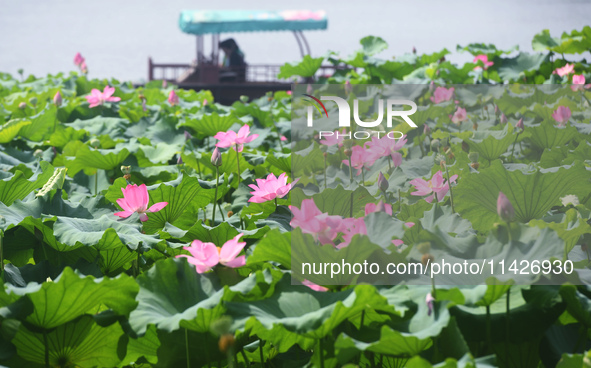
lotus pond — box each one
[1,27,591,368]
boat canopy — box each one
[179,10,327,35]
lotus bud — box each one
[423,124,431,135]
[141,99,147,112]
[500,113,508,125]
[168,90,179,106]
[412,46,417,54]
[18,102,27,110]
[211,147,222,167]
[345,80,353,95]
[417,242,431,254]
[29,97,37,106]
[53,91,62,107]
[89,138,100,149]
[422,253,435,267]
[430,139,440,152]
[494,104,499,115]
[121,166,131,175]
[468,152,479,163]
[426,292,435,316]
[375,200,387,213]
[377,172,389,192]
[239,95,249,103]
[497,192,515,222]
[202,99,208,106]
[515,118,524,132]
[184,130,192,141]
[33,149,43,159]
[177,154,183,165]
[429,80,435,92]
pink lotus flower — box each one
[85,86,121,108]
[286,90,292,96]
[410,171,458,203]
[168,90,179,106]
[202,99,208,105]
[553,63,575,77]
[80,61,88,74]
[74,52,85,66]
[365,201,393,216]
[365,135,407,164]
[114,184,168,222]
[319,128,347,147]
[248,172,298,203]
[450,107,467,125]
[473,54,493,69]
[177,234,247,273]
[290,199,343,245]
[571,74,591,91]
[342,145,379,175]
[497,192,515,222]
[214,125,259,152]
[338,217,367,249]
[302,280,328,292]
[552,106,571,125]
[430,87,454,104]
[280,135,287,141]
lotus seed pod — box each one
[33,149,43,158]
[440,137,449,148]
[121,166,131,175]
[18,102,27,110]
[377,172,389,192]
[461,141,470,153]
[239,95,249,103]
[53,91,62,107]
[29,97,37,106]
[468,152,479,163]
[227,210,234,217]
[211,147,222,167]
[434,153,446,165]
[218,334,235,354]
[344,80,353,95]
[422,253,435,267]
[430,139,440,151]
[89,138,100,149]
[417,242,431,254]
[473,122,478,130]
[344,148,352,157]
[470,162,480,170]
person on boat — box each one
[219,38,246,82]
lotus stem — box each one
[398,189,401,212]
[185,328,190,368]
[218,203,225,221]
[212,167,219,224]
[444,165,455,213]
[259,339,265,368]
[274,198,278,208]
[196,156,202,179]
[235,144,241,184]
[240,350,249,365]
[361,166,365,185]
[43,329,49,368]
[319,338,325,368]
[485,305,492,353]
[509,134,519,163]
[323,154,327,189]
[95,172,98,196]
[505,288,511,365]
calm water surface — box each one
[1,0,589,82]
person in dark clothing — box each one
[219,38,246,82]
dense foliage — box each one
[0,27,590,368]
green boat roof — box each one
[179,10,327,35]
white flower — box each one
[561,195,579,207]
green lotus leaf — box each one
[278,55,324,79]
[454,160,591,231]
[66,116,128,137]
[0,161,54,206]
[247,228,291,269]
[11,315,124,368]
[526,123,579,151]
[0,119,32,143]
[464,123,515,161]
[497,53,549,81]
[17,106,57,141]
[65,145,130,176]
[4,267,138,329]
[180,112,236,138]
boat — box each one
[148,10,333,104]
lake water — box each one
[1,0,589,82]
